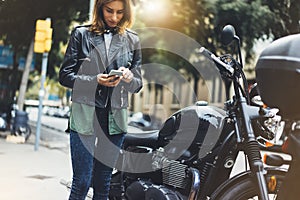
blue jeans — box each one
[68,109,125,200]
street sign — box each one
[0,45,13,69]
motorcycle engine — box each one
[152,147,189,189]
[125,147,189,200]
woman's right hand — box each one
[96,73,122,87]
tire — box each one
[14,126,31,141]
[23,126,31,141]
[210,169,286,200]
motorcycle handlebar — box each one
[198,47,234,76]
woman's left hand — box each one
[119,66,133,83]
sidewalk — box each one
[0,131,72,200]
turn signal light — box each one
[267,176,277,192]
[263,154,290,166]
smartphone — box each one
[108,69,123,77]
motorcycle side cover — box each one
[255,34,300,119]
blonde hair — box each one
[90,0,134,34]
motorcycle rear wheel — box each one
[210,169,286,200]
[14,126,31,141]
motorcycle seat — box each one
[123,129,159,148]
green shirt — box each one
[70,102,128,135]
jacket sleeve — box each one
[59,28,98,90]
[123,36,143,93]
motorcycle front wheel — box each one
[210,168,286,200]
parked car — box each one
[128,112,162,131]
[43,106,70,118]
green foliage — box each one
[212,0,299,62]
[0,0,88,105]
[25,71,41,100]
[136,0,299,81]
[0,0,89,75]
[1,0,299,102]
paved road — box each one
[27,107,68,132]
[25,107,69,151]
[0,132,71,200]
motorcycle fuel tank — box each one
[255,34,300,119]
[158,102,227,160]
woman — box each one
[59,0,142,199]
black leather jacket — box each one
[59,25,142,109]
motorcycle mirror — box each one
[221,25,236,46]
[221,24,244,69]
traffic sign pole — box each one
[34,52,48,151]
[34,18,52,151]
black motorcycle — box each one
[11,109,31,141]
[108,25,287,200]
[0,104,31,141]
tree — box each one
[135,0,299,79]
[0,0,89,109]
[134,0,215,92]
[211,0,299,62]
[132,0,299,101]
[1,0,299,109]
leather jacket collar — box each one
[89,32,125,68]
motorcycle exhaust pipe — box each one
[187,168,201,200]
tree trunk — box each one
[17,39,34,111]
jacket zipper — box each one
[121,86,124,107]
[90,37,110,107]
